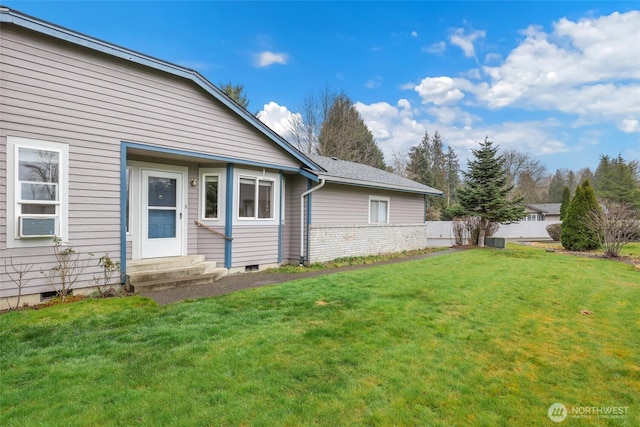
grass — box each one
[1,245,638,426]
[532,241,640,266]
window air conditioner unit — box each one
[19,217,56,238]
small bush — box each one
[546,223,562,241]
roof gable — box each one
[307,154,443,195]
[0,7,321,172]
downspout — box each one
[300,179,325,265]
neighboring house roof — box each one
[306,154,443,195]
[525,203,561,215]
[0,7,322,173]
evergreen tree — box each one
[560,186,571,220]
[407,131,460,218]
[567,170,577,193]
[219,81,250,109]
[547,169,566,202]
[454,137,526,247]
[318,93,386,169]
[560,179,602,251]
[594,154,640,209]
[406,131,433,185]
[445,146,460,207]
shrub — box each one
[561,180,601,251]
[546,223,562,241]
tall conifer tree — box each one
[455,138,526,247]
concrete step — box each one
[127,255,208,274]
[128,267,228,293]
[125,256,227,293]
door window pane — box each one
[148,209,176,238]
[148,177,176,207]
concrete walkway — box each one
[142,248,463,305]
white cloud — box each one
[449,28,485,57]
[405,10,640,141]
[483,53,501,64]
[254,51,289,67]
[414,76,471,105]
[426,106,475,127]
[621,119,640,133]
[354,97,571,169]
[476,10,640,124]
[399,81,416,90]
[355,101,426,155]
[423,41,446,54]
[365,76,383,89]
[256,102,298,138]
[397,99,411,110]
[411,30,418,38]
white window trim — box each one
[125,166,133,236]
[7,136,69,248]
[281,176,286,225]
[233,168,280,225]
[368,195,390,225]
[199,168,226,223]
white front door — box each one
[140,169,185,258]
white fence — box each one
[427,220,558,247]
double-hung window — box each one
[8,137,69,247]
[369,196,389,224]
[239,176,274,219]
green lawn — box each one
[1,245,638,426]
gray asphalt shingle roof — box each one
[526,203,562,215]
[306,154,443,195]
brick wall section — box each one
[308,224,428,263]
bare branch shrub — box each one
[41,237,86,302]
[585,202,640,257]
[93,254,121,297]
[455,216,500,246]
[452,220,465,246]
[464,216,481,245]
[4,258,35,310]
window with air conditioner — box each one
[7,137,69,247]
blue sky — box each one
[5,1,639,173]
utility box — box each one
[485,237,506,249]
